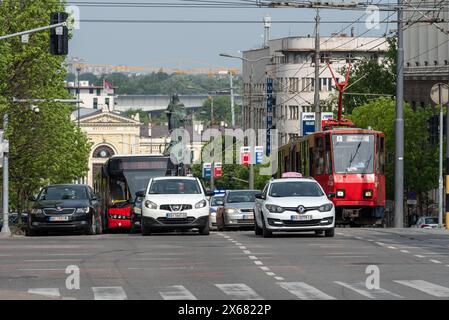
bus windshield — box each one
[123,169,167,199]
[332,134,375,174]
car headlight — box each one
[195,199,207,209]
[265,204,284,213]
[75,207,90,214]
[225,208,237,214]
[319,203,334,212]
[144,200,157,209]
[31,208,43,215]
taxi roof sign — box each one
[282,172,302,178]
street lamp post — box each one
[219,53,272,190]
[76,66,81,128]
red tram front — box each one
[277,128,386,226]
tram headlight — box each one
[336,189,345,198]
[363,189,373,199]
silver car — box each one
[217,190,260,231]
[209,195,224,230]
[413,216,439,229]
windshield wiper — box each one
[347,141,362,172]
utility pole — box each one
[438,85,444,228]
[249,65,255,190]
[314,9,321,133]
[394,0,404,228]
[229,71,235,127]
[0,115,10,237]
[76,66,81,127]
[446,82,449,229]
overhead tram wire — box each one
[78,19,395,24]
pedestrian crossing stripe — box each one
[25,279,449,300]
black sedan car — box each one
[27,184,102,236]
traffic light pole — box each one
[439,86,444,228]
[0,22,66,41]
[0,115,9,237]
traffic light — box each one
[50,12,69,55]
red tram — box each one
[277,128,386,226]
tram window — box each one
[315,137,325,175]
[325,135,332,174]
[377,136,385,174]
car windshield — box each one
[333,134,375,174]
[227,191,259,203]
[425,218,438,224]
[211,197,224,206]
[149,179,202,194]
[269,181,324,197]
[38,185,88,201]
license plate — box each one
[291,215,312,221]
[49,216,69,222]
[166,212,187,219]
[242,214,253,220]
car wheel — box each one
[254,217,263,236]
[325,228,335,237]
[261,214,272,238]
[199,222,210,235]
[141,220,151,236]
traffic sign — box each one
[430,83,449,105]
[254,146,264,165]
[214,162,222,178]
[203,163,212,178]
[240,146,251,166]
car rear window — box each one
[227,191,259,203]
[425,218,438,224]
[269,181,324,197]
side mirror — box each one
[92,195,99,201]
[135,190,145,198]
[28,195,36,202]
[327,192,336,199]
[205,191,215,197]
[255,193,265,200]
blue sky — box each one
[69,1,391,70]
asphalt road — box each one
[1,228,449,300]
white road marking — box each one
[28,288,60,298]
[430,259,442,264]
[266,272,276,276]
[215,284,263,300]
[92,287,127,300]
[46,253,91,256]
[274,277,285,281]
[400,250,410,253]
[254,261,263,265]
[249,256,258,260]
[335,281,403,299]
[445,265,449,267]
[260,266,270,271]
[394,280,449,297]
[235,242,243,246]
[278,282,335,300]
[375,242,386,246]
[355,237,364,240]
[23,259,82,262]
[239,246,247,250]
[387,246,397,249]
[336,233,344,236]
[19,268,66,271]
[243,250,252,255]
[159,285,197,300]
[414,255,425,258]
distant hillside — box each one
[65,72,242,95]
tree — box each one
[196,96,242,126]
[343,37,397,114]
[0,1,91,218]
[350,97,438,201]
[122,108,150,125]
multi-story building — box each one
[404,3,449,108]
[65,80,116,110]
[241,35,389,146]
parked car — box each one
[130,192,144,233]
[216,190,260,231]
[139,176,214,236]
[27,184,102,236]
[412,216,439,229]
[254,173,335,237]
[209,195,224,230]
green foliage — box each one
[122,108,150,125]
[0,0,91,213]
[343,37,397,114]
[196,96,242,126]
[350,97,438,199]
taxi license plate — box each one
[291,215,312,221]
[166,213,187,219]
[49,216,69,222]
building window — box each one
[320,53,330,63]
[415,62,420,66]
[289,106,299,120]
[424,61,428,66]
[96,89,101,96]
[289,78,299,93]
[346,53,354,63]
[105,98,110,108]
[89,88,94,94]
[93,98,98,109]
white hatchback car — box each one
[139,176,214,236]
[254,175,335,238]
